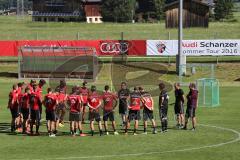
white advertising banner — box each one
[147,40,240,56]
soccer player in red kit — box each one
[8,84,19,132]
[16,82,25,132]
[29,84,41,135]
[67,87,85,136]
[55,80,67,127]
[79,81,89,123]
[28,80,36,93]
[55,80,67,94]
[139,87,157,134]
[56,90,67,128]
[102,85,118,135]
[36,79,46,119]
[20,87,31,134]
[125,87,142,135]
[88,85,103,136]
[43,88,58,137]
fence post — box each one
[168,31,171,66]
[36,32,38,40]
[77,32,80,40]
[214,33,219,64]
[120,32,124,63]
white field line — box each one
[11,123,240,160]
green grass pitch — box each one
[0,12,239,40]
[0,7,240,159]
[0,62,239,160]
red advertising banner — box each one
[0,40,146,56]
[0,41,17,56]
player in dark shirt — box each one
[183,83,198,131]
[118,82,130,127]
[174,83,185,129]
[159,83,169,132]
[125,87,141,135]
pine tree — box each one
[154,0,165,21]
[101,0,136,22]
[214,0,234,21]
[135,0,165,22]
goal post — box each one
[178,63,220,107]
[196,78,220,107]
[18,46,98,80]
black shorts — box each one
[57,103,66,110]
[69,112,81,122]
[143,109,154,121]
[82,103,88,107]
[46,111,56,121]
[174,103,184,115]
[103,110,115,121]
[21,108,29,120]
[186,107,196,118]
[10,108,19,119]
[159,106,168,120]
[56,104,66,120]
[30,109,41,122]
[119,104,128,115]
[89,111,101,122]
[128,110,141,121]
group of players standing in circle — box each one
[7,79,198,137]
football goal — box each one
[18,46,98,80]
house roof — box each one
[165,0,213,8]
[85,4,101,17]
[82,0,101,2]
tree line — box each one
[0,0,236,22]
[101,0,235,22]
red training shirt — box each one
[44,93,58,112]
[102,91,117,111]
[67,94,82,113]
[88,92,102,110]
[79,87,89,104]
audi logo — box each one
[100,42,130,54]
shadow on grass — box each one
[234,78,240,81]
[0,72,18,78]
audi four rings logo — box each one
[100,42,130,54]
